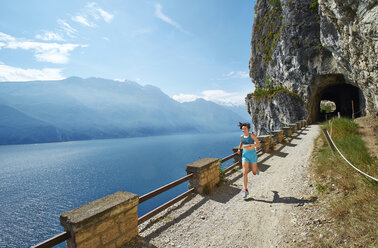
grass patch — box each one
[217,162,226,187]
[309,0,319,10]
[316,183,326,193]
[202,184,211,195]
[252,77,300,100]
[310,117,378,246]
[269,0,280,7]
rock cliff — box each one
[248,0,377,134]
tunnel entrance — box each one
[319,100,336,121]
[318,84,364,121]
[309,74,366,122]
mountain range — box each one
[0,77,249,145]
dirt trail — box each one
[131,124,320,248]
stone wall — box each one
[60,191,138,248]
[186,158,220,194]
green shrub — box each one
[253,78,300,100]
[310,0,318,10]
[269,0,280,7]
[202,184,210,195]
[316,183,326,193]
[217,162,226,187]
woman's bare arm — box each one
[252,134,261,148]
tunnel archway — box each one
[309,74,366,122]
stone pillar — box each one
[60,191,139,248]
[272,130,284,144]
[289,124,297,134]
[282,126,292,137]
[186,158,220,194]
[232,146,242,168]
[296,121,302,130]
[302,120,307,127]
[257,135,273,152]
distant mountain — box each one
[0,77,248,145]
[0,104,66,145]
[225,105,251,123]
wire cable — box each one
[326,130,377,182]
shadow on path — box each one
[139,194,207,237]
[139,182,241,240]
[245,190,316,206]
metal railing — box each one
[138,173,194,224]
[31,231,70,248]
[31,145,266,247]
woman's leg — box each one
[251,163,258,175]
[242,162,250,189]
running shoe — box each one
[257,170,260,175]
[242,189,249,199]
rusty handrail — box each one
[138,188,196,224]
[220,152,237,163]
[31,231,70,248]
[139,173,193,204]
[223,162,240,174]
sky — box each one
[0,0,257,106]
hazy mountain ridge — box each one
[0,77,249,145]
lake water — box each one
[0,132,240,248]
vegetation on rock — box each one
[309,0,319,10]
[252,77,300,100]
[254,0,283,64]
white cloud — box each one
[0,32,86,64]
[155,3,189,34]
[172,93,200,103]
[85,2,114,24]
[103,37,110,41]
[97,7,114,23]
[226,71,249,79]
[35,31,64,41]
[114,78,126,82]
[173,90,248,106]
[211,71,250,81]
[0,32,15,42]
[70,3,113,29]
[0,63,64,81]
[72,15,95,27]
[58,19,77,37]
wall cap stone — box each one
[186,158,219,173]
[271,130,283,134]
[60,191,138,230]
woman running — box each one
[237,122,261,199]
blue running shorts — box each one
[242,149,258,163]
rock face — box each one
[248,0,377,134]
[246,92,307,135]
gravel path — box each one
[131,124,320,248]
